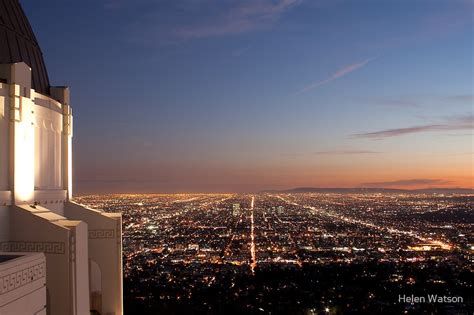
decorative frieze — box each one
[0,241,65,254]
[0,261,46,295]
[89,229,115,239]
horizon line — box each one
[73,186,474,196]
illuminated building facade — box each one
[0,0,123,314]
[232,203,240,216]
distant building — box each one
[232,203,240,216]
[0,1,123,314]
[188,244,199,251]
[277,206,284,214]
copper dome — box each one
[0,0,50,95]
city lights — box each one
[75,191,473,313]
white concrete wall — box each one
[34,190,67,216]
[0,63,68,215]
[0,252,47,315]
[0,82,9,191]
[61,219,90,315]
[3,63,36,204]
[33,111,62,190]
[0,83,10,243]
[0,287,46,315]
[0,206,9,242]
[0,62,122,315]
[10,205,90,315]
[65,202,123,315]
[32,88,67,217]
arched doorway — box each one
[89,259,102,314]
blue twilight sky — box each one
[22,0,473,193]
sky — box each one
[22,0,473,194]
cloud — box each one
[361,178,449,188]
[112,0,473,44]
[112,0,302,44]
[174,0,301,39]
[352,114,473,140]
[313,150,382,155]
[297,58,372,94]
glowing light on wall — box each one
[14,93,35,203]
[64,105,73,200]
[67,134,72,200]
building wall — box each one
[0,206,9,242]
[0,252,47,315]
[0,63,68,215]
[65,201,124,315]
[0,83,10,243]
[33,97,63,191]
[0,62,123,315]
[32,92,67,215]
[0,287,46,315]
[0,82,9,191]
[9,205,90,315]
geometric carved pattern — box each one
[0,241,65,254]
[89,229,115,239]
[0,261,46,295]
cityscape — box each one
[2,0,469,314]
[76,192,473,314]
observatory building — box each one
[0,0,123,314]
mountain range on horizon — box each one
[262,187,474,194]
